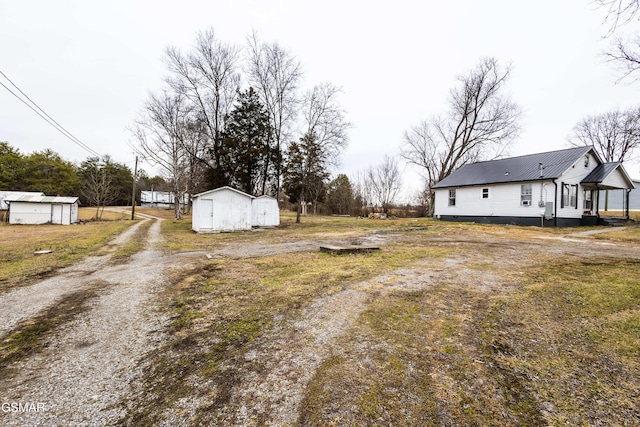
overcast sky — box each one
[1,0,639,198]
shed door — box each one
[199,199,214,230]
[51,204,63,224]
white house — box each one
[5,194,80,225]
[192,186,254,233]
[140,191,189,209]
[251,195,280,228]
[432,146,636,226]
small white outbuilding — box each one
[192,186,254,233]
[251,195,280,228]
[6,194,79,225]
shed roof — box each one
[432,146,595,189]
[4,194,79,204]
[0,191,46,209]
[193,186,255,199]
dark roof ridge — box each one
[468,145,592,165]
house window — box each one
[584,155,590,168]
[570,185,578,208]
[521,184,532,206]
[562,183,578,208]
[448,189,456,206]
[482,188,489,199]
[583,190,593,210]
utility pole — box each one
[131,156,138,220]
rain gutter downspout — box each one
[553,179,558,227]
[595,183,600,221]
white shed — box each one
[6,194,79,225]
[192,186,254,233]
[251,195,280,227]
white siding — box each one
[9,202,52,224]
[601,168,631,189]
[251,196,280,227]
[191,187,253,233]
[9,201,79,225]
[191,196,201,232]
[434,181,554,218]
[555,156,598,219]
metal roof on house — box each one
[432,146,595,189]
[4,194,79,204]
[581,162,636,189]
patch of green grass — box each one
[110,219,153,262]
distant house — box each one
[251,195,280,228]
[432,146,636,226]
[5,194,80,225]
[140,191,189,209]
[192,186,254,233]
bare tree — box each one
[351,170,373,216]
[164,28,241,184]
[246,31,303,198]
[131,91,192,220]
[596,0,640,80]
[569,106,640,162]
[81,167,118,220]
[401,57,521,215]
[368,155,402,215]
[301,82,351,167]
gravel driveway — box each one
[0,216,193,426]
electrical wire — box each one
[0,70,102,158]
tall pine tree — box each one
[222,87,273,195]
[283,132,329,223]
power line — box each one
[0,70,102,158]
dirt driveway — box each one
[0,220,638,426]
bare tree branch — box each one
[131,91,192,219]
[401,57,521,216]
[367,155,402,214]
[569,106,640,162]
[246,31,303,197]
[301,82,351,168]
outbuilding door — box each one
[199,199,214,230]
[51,204,63,224]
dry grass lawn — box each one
[120,215,640,426]
[0,219,133,290]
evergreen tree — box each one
[326,174,353,215]
[0,142,25,190]
[23,149,78,195]
[223,87,274,195]
[283,132,329,223]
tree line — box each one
[0,140,413,219]
[0,141,174,219]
